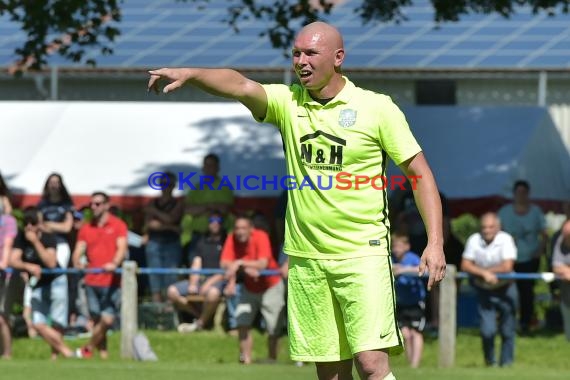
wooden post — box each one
[438,264,457,368]
[121,260,138,359]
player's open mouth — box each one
[298,70,311,79]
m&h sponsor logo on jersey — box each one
[299,130,345,171]
[338,109,357,128]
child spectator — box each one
[391,232,426,368]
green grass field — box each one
[3,328,570,380]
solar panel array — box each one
[1,0,570,69]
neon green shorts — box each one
[287,255,404,362]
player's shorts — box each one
[396,302,426,332]
[287,255,404,362]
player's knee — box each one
[355,350,390,378]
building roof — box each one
[2,0,570,69]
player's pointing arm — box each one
[147,67,268,120]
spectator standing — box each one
[37,173,75,325]
[144,171,184,303]
[498,180,547,335]
[0,172,12,215]
[72,192,127,359]
[0,200,17,358]
[183,154,234,262]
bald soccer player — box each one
[147,21,446,380]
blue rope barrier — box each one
[136,268,282,276]
[0,267,560,282]
[0,267,281,276]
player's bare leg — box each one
[315,359,353,380]
[354,349,391,379]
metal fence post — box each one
[438,264,457,368]
[121,260,138,359]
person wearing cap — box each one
[167,211,236,332]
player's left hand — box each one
[147,68,190,94]
[419,244,446,291]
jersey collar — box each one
[301,76,355,106]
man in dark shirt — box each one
[168,212,231,332]
[10,207,76,359]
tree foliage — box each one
[1,0,569,71]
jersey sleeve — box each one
[256,84,294,131]
[377,96,422,165]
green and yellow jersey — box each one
[257,77,421,259]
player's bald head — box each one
[296,21,344,51]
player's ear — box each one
[334,48,345,68]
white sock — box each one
[383,372,396,380]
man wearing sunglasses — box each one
[72,192,128,359]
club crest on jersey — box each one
[338,109,357,128]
